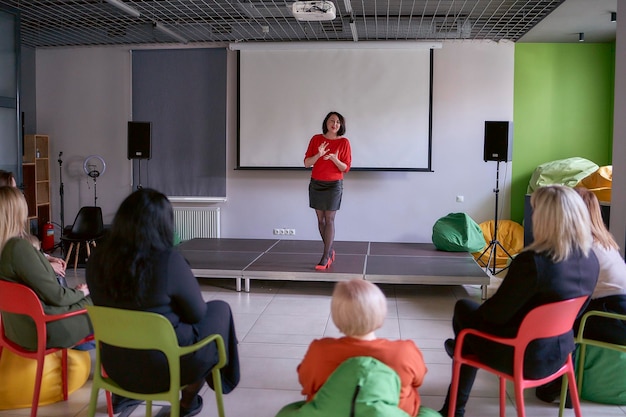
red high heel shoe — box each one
[331,250,336,262]
[315,256,333,270]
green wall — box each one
[511,43,615,223]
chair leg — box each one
[558,375,568,417]
[87,384,100,417]
[31,353,46,417]
[513,382,526,417]
[565,359,583,417]
[146,399,153,417]
[61,349,69,400]
[64,243,75,265]
[448,360,461,417]
[212,367,225,417]
[576,344,587,393]
[499,377,506,417]
[73,243,80,272]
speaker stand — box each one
[136,159,143,190]
[476,160,513,275]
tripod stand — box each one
[54,152,65,255]
[476,160,513,275]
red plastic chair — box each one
[0,280,98,417]
[448,296,587,417]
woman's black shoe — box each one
[180,395,203,417]
[535,382,572,409]
[444,338,456,358]
[111,394,142,414]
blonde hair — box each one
[575,187,619,250]
[0,186,29,252]
[526,185,593,262]
[331,280,387,337]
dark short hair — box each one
[322,111,346,136]
[0,170,15,187]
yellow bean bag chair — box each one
[576,165,612,203]
[473,220,524,269]
[0,349,91,409]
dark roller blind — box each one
[131,48,227,200]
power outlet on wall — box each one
[273,228,296,235]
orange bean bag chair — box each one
[576,165,612,203]
[0,349,90,409]
[472,220,524,269]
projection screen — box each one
[237,46,434,171]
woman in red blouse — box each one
[303,112,352,270]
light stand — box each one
[476,160,513,275]
[55,152,65,255]
[87,169,100,206]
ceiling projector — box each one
[291,1,337,21]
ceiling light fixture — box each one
[343,0,352,14]
[578,32,584,42]
[349,20,358,42]
[611,12,617,23]
[103,0,141,18]
[154,22,188,44]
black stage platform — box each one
[177,238,490,297]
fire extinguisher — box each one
[42,222,55,252]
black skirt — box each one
[309,179,343,211]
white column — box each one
[611,1,626,256]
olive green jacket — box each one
[0,237,92,350]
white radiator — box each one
[173,207,221,241]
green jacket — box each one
[0,238,92,350]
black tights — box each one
[315,209,336,264]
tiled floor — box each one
[2,274,626,417]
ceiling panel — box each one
[0,0,615,48]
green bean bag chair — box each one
[577,345,626,405]
[432,213,485,252]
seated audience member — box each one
[536,187,626,403]
[439,185,599,417]
[0,170,67,277]
[27,234,68,287]
[0,170,16,187]
[573,187,626,343]
[0,186,92,351]
[297,279,428,416]
[86,188,240,417]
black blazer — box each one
[469,249,599,379]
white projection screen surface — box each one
[237,48,432,170]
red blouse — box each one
[304,134,352,181]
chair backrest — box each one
[0,280,46,318]
[0,280,48,353]
[516,296,588,346]
[71,206,104,236]
[87,306,182,381]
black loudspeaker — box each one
[127,121,152,159]
[483,121,513,162]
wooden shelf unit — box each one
[23,134,51,237]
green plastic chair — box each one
[559,310,626,416]
[86,305,227,417]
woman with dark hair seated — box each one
[86,188,240,416]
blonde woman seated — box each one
[295,279,434,416]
